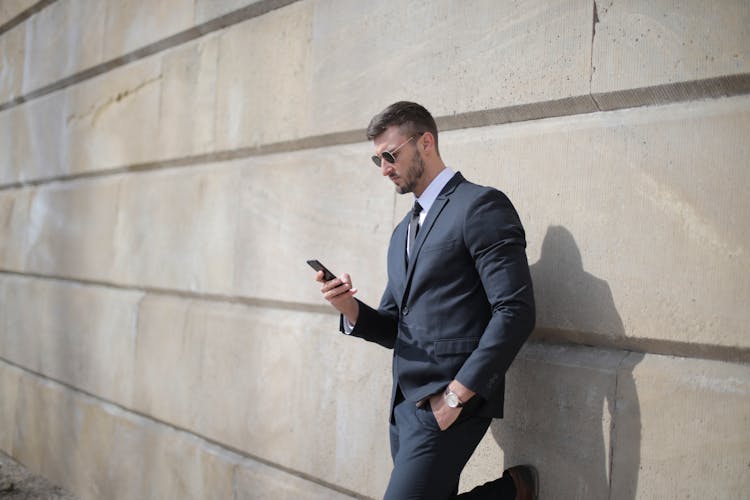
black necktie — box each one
[408,201,423,257]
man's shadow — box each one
[491,226,643,499]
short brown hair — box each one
[366,101,439,154]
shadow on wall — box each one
[492,226,644,499]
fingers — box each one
[322,280,354,300]
[314,275,352,301]
[429,393,461,431]
[340,273,358,295]
[316,272,355,292]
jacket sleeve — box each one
[339,285,400,349]
[454,189,536,399]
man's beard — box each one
[396,150,425,194]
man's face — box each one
[373,126,424,195]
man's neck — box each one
[414,163,447,198]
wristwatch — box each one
[443,388,464,408]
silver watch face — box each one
[445,390,461,408]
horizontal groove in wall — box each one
[0,356,367,500]
[0,128,368,191]
[2,81,749,192]
[0,0,56,37]
[0,0,300,114]
[437,94,599,131]
[592,73,750,110]
[0,269,334,316]
[1,0,748,119]
[1,269,748,365]
[532,329,750,366]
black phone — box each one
[306,259,337,281]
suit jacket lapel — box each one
[402,172,465,296]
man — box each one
[315,102,537,499]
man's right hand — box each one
[315,271,359,325]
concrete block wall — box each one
[0,1,748,498]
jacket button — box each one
[402,307,409,316]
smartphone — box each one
[306,259,337,281]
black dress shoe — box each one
[505,465,538,500]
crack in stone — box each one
[588,3,605,111]
[593,0,600,38]
[65,75,162,127]
[590,0,600,95]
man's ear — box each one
[421,132,436,154]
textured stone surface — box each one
[214,0,314,150]
[0,106,22,185]
[18,0,195,96]
[309,0,592,136]
[3,48,197,186]
[231,143,393,306]
[0,187,32,270]
[22,178,121,279]
[3,0,278,109]
[0,276,390,496]
[1,2,749,499]
[0,0,36,27]
[7,0,746,187]
[0,275,142,406]
[0,360,354,499]
[158,34,219,159]
[102,0,194,62]
[21,0,106,94]
[0,361,21,452]
[0,143,394,305]
[460,343,625,499]
[2,97,749,350]
[215,0,593,150]
[448,95,750,349]
[2,281,748,499]
[0,91,67,185]
[463,348,750,499]
[610,353,750,499]
[194,0,263,24]
[63,56,163,174]
[110,164,240,292]
[3,0,595,185]
[133,294,393,497]
[0,23,24,103]
[592,0,750,96]
[233,459,357,500]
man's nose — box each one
[380,159,394,176]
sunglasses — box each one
[371,135,419,167]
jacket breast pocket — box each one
[420,238,458,254]
[434,337,480,356]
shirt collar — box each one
[415,167,455,215]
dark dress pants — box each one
[384,396,516,500]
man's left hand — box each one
[428,380,476,431]
[428,392,462,431]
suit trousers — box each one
[384,394,516,500]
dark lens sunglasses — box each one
[371,135,419,168]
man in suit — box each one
[315,102,537,499]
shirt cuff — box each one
[342,317,356,334]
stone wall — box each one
[1,1,748,498]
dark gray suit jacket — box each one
[343,172,535,419]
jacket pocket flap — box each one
[421,239,458,253]
[434,337,480,356]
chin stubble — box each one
[398,151,425,194]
